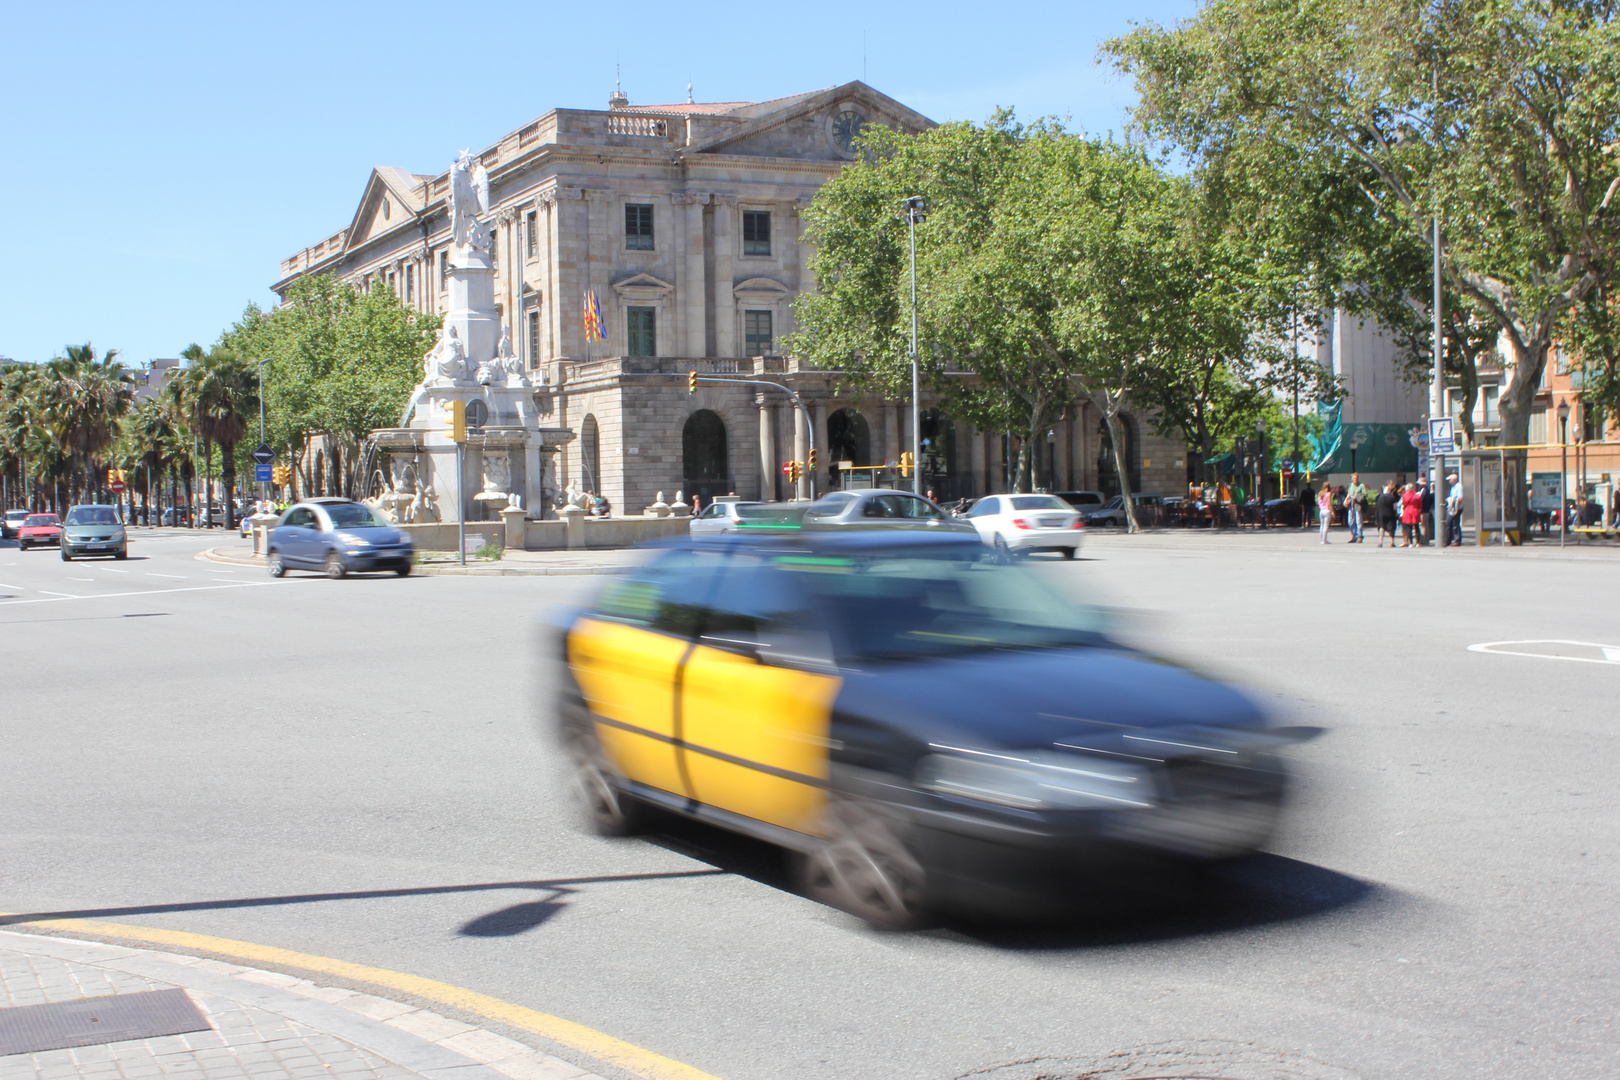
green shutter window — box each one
[625,204,655,250]
[627,307,657,357]
[744,310,773,355]
[742,210,771,256]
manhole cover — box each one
[955,1040,1362,1080]
[0,988,211,1056]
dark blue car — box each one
[267,498,414,579]
[550,531,1314,928]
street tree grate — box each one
[0,987,211,1056]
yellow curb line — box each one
[6,915,723,1080]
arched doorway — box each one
[1096,414,1140,498]
[919,408,959,500]
[827,407,872,489]
[682,409,730,500]
[580,415,601,493]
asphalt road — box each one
[1,527,1614,1080]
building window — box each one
[439,251,449,290]
[627,307,656,356]
[525,210,538,257]
[744,310,773,355]
[625,204,654,250]
[527,310,541,366]
[405,264,415,305]
[742,210,771,256]
[489,230,497,267]
[1530,406,1548,445]
[382,199,391,221]
[386,270,396,293]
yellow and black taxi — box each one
[551,531,1309,928]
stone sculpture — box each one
[407,485,439,524]
[449,150,493,252]
[424,326,469,386]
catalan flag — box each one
[582,288,606,343]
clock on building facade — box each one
[831,109,864,154]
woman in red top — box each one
[1400,482,1423,548]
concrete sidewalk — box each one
[0,929,602,1080]
[198,543,646,577]
[1076,522,1620,559]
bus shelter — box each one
[1434,448,1525,545]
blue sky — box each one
[0,0,1198,367]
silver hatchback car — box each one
[800,489,979,535]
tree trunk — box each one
[1104,405,1140,533]
[1497,334,1551,533]
[222,441,237,530]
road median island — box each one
[198,544,640,577]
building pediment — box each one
[611,273,674,301]
[344,168,428,251]
[733,277,789,304]
[682,81,934,162]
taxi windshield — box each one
[780,549,1106,662]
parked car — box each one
[1084,494,1167,527]
[962,493,1084,558]
[160,507,192,526]
[551,531,1312,928]
[3,509,30,539]
[799,489,978,535]
[17,513,63,550]
[689,500,810,535]
[266,497,414,579]
[60,505,128,561]
[1053,490,1106,512]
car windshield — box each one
[25,515,59,527]
[66,507,120,526]
[326,504,389,529]
[779,548,1107,662]
[1009,496,1069,511]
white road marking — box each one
[37,590,81,598]
[0,583,22,590]
[0,582,278,607]
[1467,639,1620,666]
[105,568,130,573]
[67,577,95,581]
[146,573,187,579]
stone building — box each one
[274,81,1189,513]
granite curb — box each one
[196,548,634,577]
[0,928,603,1080]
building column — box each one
[714,195,737,356]
[758,395,776,501]
[1059,416,1074,491]
[811,400,828,494]
[793,400,808,500]
[969,426,986,498]
[679,193,708,356]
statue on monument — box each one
[424,326,469,386]
[449,150,493,253]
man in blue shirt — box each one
[1445,473,1464,546]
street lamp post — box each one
[904,196,926,495]
[257,359,271,509]
[1558,398,1570,547]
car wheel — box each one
[394,563,411,577]
[325,552,346,580]
[1061,546,1076,559]
[60,548,71,561]
[799,796,929,931]
[267,551,286,578]
[115,549,127,560]
[992,533,1012,562]
[566,729,645,836]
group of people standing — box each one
[1303,471,1462,548]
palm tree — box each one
[40,344,134,505]
[121,398,183,524]
[174,345,257,529]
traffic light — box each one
[787,461,803,483]
[272,465,293,486]
[899,451,914,477]
[448,399,466,443]
[107,468,118,485]
[688,370,698,394]
[807,449,818,473]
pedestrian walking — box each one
[1446,472,1464,546]
[1400,482,1422,547]
[1299,481,1315,529]
[1375,481,1399,547]
[1418,478,1435,546]
[1345,472,1369,543]
[1317,484,1335,543]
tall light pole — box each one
[1558,398,1570,547]
[1431,61,1448,550]
[904,196,926,494]
[257,359,271,508]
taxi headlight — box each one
[916,750,1154,810]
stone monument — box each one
[374,151,572,526]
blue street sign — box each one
[254,463,273,483]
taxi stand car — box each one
[552,532,1311,928]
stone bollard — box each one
[500,506,527,551]
[251,513,279,557]
[670,489,690,518]
[560,504,588,550]
[646,490,671,518]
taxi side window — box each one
[701,555,832,667]
[596,548,727,637]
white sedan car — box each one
[689,500,767,535]
[963,493,1084,558]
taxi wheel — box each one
[800,797,928,931]
[567,733,645,836]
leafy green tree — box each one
[1108,0,1620,526]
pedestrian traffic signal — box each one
[688,370,698,394]
[807,449,818,472]
[448,400,466,443]
[899,451,914,477]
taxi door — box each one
[678,554,843,835]
[568,548,725,798]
